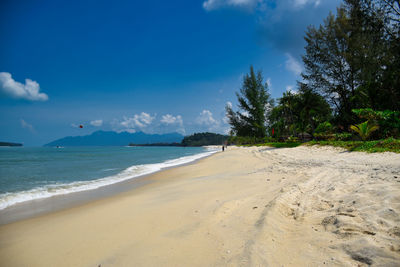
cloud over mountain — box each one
[112,113,186,135]
[90,120,103,127]
[119,112,155,132]
[195,109,230,134]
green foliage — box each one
[313,132,353,141]
[228,135,301,148]
[301,0,400,128]
[286,136,299,143]
[306,138,400,153]
[314,133,334,141]
[264,142,302,148]
[352,108,400,137]
[269,87,331,138]
[263,136,277,143]
[349,121,379,141]
[226,66,274,138]
[181,132,228,146]
[334,132,353,141]
[229,0,399,143]
[227,136,266,145]
[315,121,333,134]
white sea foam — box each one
[0,148,218,210]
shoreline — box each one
[1,146,399,266]
[0,148,219,225]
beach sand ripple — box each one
[0,146,399,266]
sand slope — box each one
[0,146,399,266]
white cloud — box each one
[240,110,250,118]
[266,77,273,91]
[285,53,303,76]
[224,102,233,132]
[0,72,48,101]
[161,114,182,125]
[21,119,35,133]
[196,110,218,126]
[286,85,298,94]
[331,92,340,99]
[160,114,185,134]
[113,113,186,135]
[120,112,155,131]
[222,115,230,124]
[195,109,232,134]
[90,119,103,127]
[203,0,259,11]
[293,0,321,8]
[204,0,322,11]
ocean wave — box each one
[0,148,218,210]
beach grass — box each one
[239,137,400,153]
[242,142,302,148]
[263,142,302,148]
[305,137,400,153]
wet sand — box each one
[0,146,399,266]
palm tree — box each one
[350,121,379,141]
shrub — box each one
[314,133,335,141]
[334,132,353,141]
[306,138,400,153]
[263,136,277,143]
[352,109,400,138]
[350,121,379,141]
[315,121,333,134]
[228,136,265,145]
[287,136,299,143]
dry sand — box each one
[0,146,399,266]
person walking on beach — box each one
[222,145,225,152]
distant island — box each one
[45,130,228,147]
[44,131,184,147]
[130,132,228,147]
[0,142,23,147]
[181,132,228,146]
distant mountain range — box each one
[44,131,184,147]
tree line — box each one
[226,0,399,142]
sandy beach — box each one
[0,146,399,266]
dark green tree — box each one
[269,86,331,138]
[368,0,400,111]
[301,7,359,127]
[301,0,399,129]
[269,91,298,137]
[296,85,332,136]
[226,66,274,138]
[181,132,228,146]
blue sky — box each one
[0,0,341,146]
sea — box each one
[0,146,217,210]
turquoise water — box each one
[0,146,216,209]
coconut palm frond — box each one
[350,121,379,141]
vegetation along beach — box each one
[0,0,399,266]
